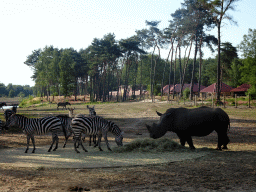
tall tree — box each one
[59,49,76,97]
[239,28,256,97]
[204,0,240,102]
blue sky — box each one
[0,0,255,86]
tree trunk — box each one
[198,37,203,96]
[190,36,198,100]
[217,22,221,103]
[168,40,175,101]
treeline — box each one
[22,0,256,101]
[0,83,33,97]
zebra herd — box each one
[1,105,123,153]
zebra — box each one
[5,114,67,153]
[71,114,123,153]
[87,105,97,146]
[4,106,17,121]
[56,114,73,148]
[87,105,96,116]
[57,102,71,110]
[0,102,7,111]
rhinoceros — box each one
[146,107,230,150]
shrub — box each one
[183,88,190,99]
[246,85,256,99]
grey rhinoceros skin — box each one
[146,106,230,150]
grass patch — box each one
[113,138,187,153]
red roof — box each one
[231,83,251,92]
[200,83,233,93]
[163,83,206,93]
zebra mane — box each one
[13,114,26,118]
[56,114,70,118]
[108,120,122,136]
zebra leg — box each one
[25,135,30,153]
[31,135,36,153]
[48,134,57,152]
[79,139,88,152]
[73,138,80,153]
[97,134,103,151]
[93,135,97,145]
[104,135,112,151]
[53,136,59,151]
[89,135,92,146]
[63,132,72,148]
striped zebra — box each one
[56,114,73,148]
[87,105,97,146]
[4,106,17,121]
[71,115,123,153]
[0,102,6,111]
[6,114,67,153]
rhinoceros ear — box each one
[145,124,151,132]
[156,111,162,116]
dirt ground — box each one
[0,103,256,192]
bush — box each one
[247,85,256,99]
[183,88,190,99]
[19,96,41,108]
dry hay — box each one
[113,138,188,153]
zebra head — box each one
[115,131,124,147]
[108,121,123,147]
[87,105,96,116]
[5,114,18,128]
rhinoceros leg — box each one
[176,133,186,146]
[221,134,230,150]
[177,133,195,150]
[186,136,196,150]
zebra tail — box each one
[61,123,67,139]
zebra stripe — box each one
[87,105,97,146]
[71,115,123,153]
[6,114,67,153]
[56,115,73,148]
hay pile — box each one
[114,138,187,153]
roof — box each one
[230,83,251,92]
[163,83,206,93]
[200,82,233,93]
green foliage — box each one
[19,96,41,108]
[183,87,190,99]
[239,29,256,94]
[0,83,33,98]
[247,86,256,99]
[239,28,256,58]
[8,89,15,98]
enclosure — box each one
[0,100,255,191]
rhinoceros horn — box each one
[156,111,162,116]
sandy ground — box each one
[0,144,208,169]
[0,103,255,191]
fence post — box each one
[235,94,237,108]
[224,93,226,108]
[212,93,214,108]
[248,93,251,108]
